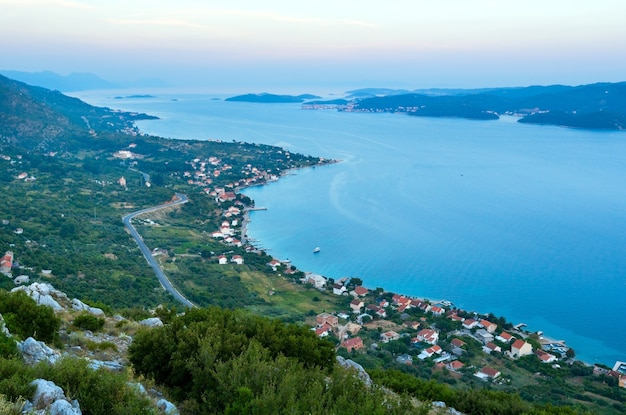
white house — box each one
[217,255,228,265]
[231,255,244,265]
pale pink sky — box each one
[1,0,625,90]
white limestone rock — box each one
[0,312,10,337]
[71,298,105,316]
[11,282,63,310]
[157,398,179,415]
[336,356,372,386]
[30,379,81,415]
[139,317,163,327]
[19,337,60,365]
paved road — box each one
[122,194,196,308]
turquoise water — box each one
[76,92,626,366]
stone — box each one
[11,282,63,310]
[336,356,372,386]
[157,398,179,414]
[49,399,82,415]
[19,337,60,365]
[31,379,66,408]
[71,298,105,316]
[139,317,163,327]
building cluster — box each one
[183,157,278,199]
[305,280,592,384]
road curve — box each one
[122,193,196,308]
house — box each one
[448,313,464,323]
[343,337,364,352]
[302,273,327,289]
[217,255,228,265]
[379,299,389,308]
[316,313,339,327]
[396,354,413,365]
[267,259,281,271]
[462,318,479,329]
[231,255,244,265]
[332,284,347,296]
[450,338,466,348]
[509,339,533,358]
[315,323,332,337]
[352,286,369,297]
[475,329,495,345]
[430,305,445,316]
[480,319,498,333]
[380,330,400,343]
[483,342,502,354]
[476,366,501,380]
[535,350,558,363]
[392,294,410,306]
[418,345,442,360]
[218,191,236,202]
[414,328,439,345]
[350,298,364,313]
[496,332,514,343]
[447,360,465,371]
[366,304,387,318]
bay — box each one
[75,91,626,366]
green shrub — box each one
[0,290,60,343]
[73,313,105,332]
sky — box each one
[1,0,626,92]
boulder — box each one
[139,317,163,327]
[30,379,81,415]
[71,298,105,316]
[88,359,124,371]
[19,337,60,365]
[49,399,82,415]
[31,379,65,408]
[157,398,179,414]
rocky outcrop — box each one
[11,282,64,310]
[71,298,104,316]
[28,378,82,415]
[19,336,60,365]
[336,356,372,386]
[0,312,10,337]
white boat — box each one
[313,247,320,253]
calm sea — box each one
[75,91,626,366]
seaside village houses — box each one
[301,276,621,388]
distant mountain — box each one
[349,82,626,130]
[0,74,156,152]
[0,70,170,91]
[345,88,413,98]
[0,70,119,91]
[225,93,321,103]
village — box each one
[178,147,626,390]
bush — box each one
[0,290,60,343]
[73,313,105,332]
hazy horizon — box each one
[2,1,625,91]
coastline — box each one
[236,172,610,369]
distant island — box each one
[306,82,626,130]
[225,92,321,103]
[114,95,157,99]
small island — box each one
[225,92,321,103]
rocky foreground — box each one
[1,282,177,415]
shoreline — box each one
[235,174,614,369]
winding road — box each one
[122,193,196,308]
